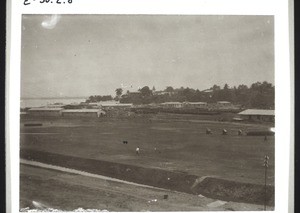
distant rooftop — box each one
[28,107,63,111]
[161,102,182,105]
[62,109,105,113]
[185,102,207,105]
[217,101,231,104]
[238,109,275,116]
[100,103,133,107]
[47,104,66,107]
[202,89,213,93]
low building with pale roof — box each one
[184,102,207,109]
[100,103,133,110]
[61,109,106,118]
[238,109,275,122]
[161,102,183,108]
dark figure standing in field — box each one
[206,128,212,134]
[123,141,128,144]
[222,129,228,135]
[264,135,268,141]
[238,129,243,136]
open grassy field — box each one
[20,113,274,186]
[20,113,275,210]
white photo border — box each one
[6,0,293,212]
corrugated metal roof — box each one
[238,109,274,116]
[29,108,63,111]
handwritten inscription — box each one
[24,0,72,6]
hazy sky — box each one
[21,15,274,98]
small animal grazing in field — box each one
[123,141,128,144]
[238,129,242,135]
[222,129,228,135]
[136,147,140,155]
[206,128,212,134]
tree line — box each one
[86,81,274,109]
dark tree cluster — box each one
[86,81,275,109]
[86,95,113,103]
[208,81,274,109]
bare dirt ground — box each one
[20,164,270,211]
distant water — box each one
[20,98,87,108]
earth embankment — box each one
[20,149,274,206]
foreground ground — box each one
[20,113,275,210]
[20,164,270,211]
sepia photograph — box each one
[19,14,276,211]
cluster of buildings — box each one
[161,102,207,109]
[159,101,240,110]
[27,108,105,118]
[21,100,274,123]
[23,102,133,118]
